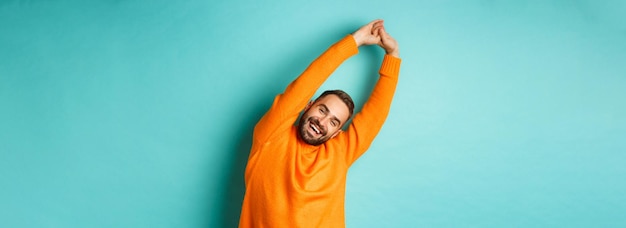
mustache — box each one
[309,117,327,135]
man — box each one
[239,19,401,227]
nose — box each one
[318,116,331,127]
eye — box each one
[319,107,325,114]
[331,121,338,127]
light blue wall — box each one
[1,1,625,227]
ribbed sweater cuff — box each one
[338,35,359,56]
[380,55,401,76]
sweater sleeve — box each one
[339,54,401,165]
[252,35,359,147]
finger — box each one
[370,23,380,34]
[368,19,383,29]
[378,28,391,47]
[370,19,383,25]
[372,24,382,35]
[377,28,385,44]
[373,21,383,28]
[373,26,381,37]
[380,27,391,40]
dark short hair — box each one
[315,89,355,119]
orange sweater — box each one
[239,35,401,228]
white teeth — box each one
[310,123,321,134]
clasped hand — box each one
[352,19,399,57]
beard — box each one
[297,116,330,146]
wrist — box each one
[351,32,364,47]
[386,49,399,58]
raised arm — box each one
[340,21,401,164]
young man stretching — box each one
[239,19,401,227]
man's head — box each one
[298,90,355,146]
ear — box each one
[330,129,342,139]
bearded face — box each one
[297,95,350,146]
[298,116,332,145]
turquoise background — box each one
[1,0,625,227]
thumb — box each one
[377,28,388,46]
[380,27,391,41]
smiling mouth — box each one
[309,122,322,135]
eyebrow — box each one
[319,104,342,126]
